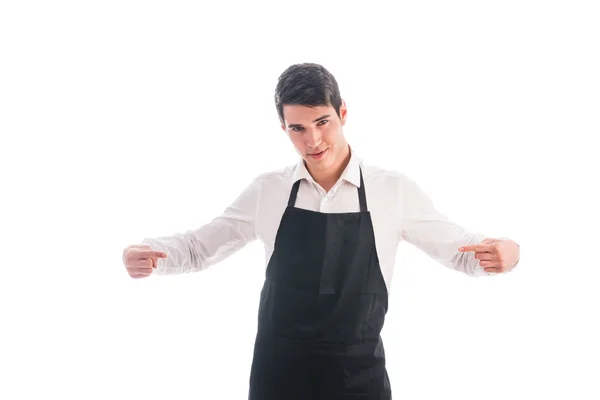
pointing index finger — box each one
[137,250,168,259]
[459,244,494,253]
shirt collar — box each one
[292,147,362,188]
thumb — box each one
[480,238,500,244]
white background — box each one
[1,1,599,399]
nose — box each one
[305,128,322,148]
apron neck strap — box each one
[288,167,368,212]
[357,167,368,212]
[288,180,301,207]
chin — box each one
[309,158,334,170]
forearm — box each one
[405,227,495,277]
[140,217,255,275]
[140,231,200,275]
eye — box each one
[317,120,328,126]
[291,126,304,132]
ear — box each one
[281,123,286,132]
[339,99,348,126]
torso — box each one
[253,160,406,293]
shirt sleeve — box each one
[140,176,262,275]
[399,174,495,277]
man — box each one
[122,63,520,399]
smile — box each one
[308,148,328,160]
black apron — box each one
[249,168,391,399]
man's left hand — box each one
[459,238,520,273]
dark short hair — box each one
[274,63,342,124]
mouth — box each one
[308,148,328,160]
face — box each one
[281,101,348,173]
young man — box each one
[122,63,520,399]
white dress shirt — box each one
[141,150,500,292]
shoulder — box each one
[251,163,296,190]
[229,164,295,205]
[360,160,409,186]
[358,160,428,202]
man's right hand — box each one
[122,244,168,279]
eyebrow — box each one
[287,114,331,129]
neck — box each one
[307,144,351,192]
